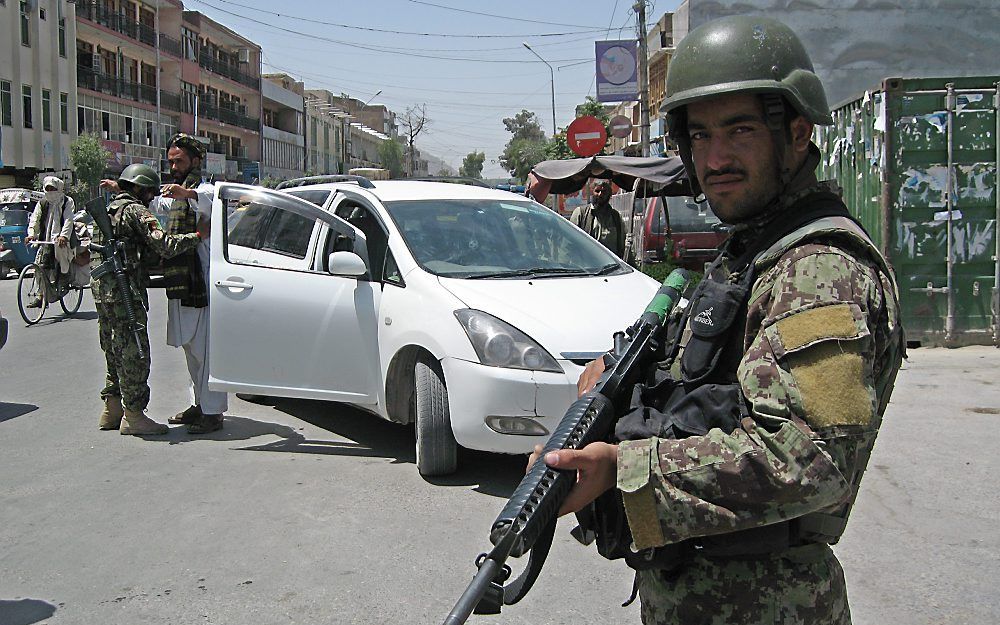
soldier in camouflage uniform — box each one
[540,16,905,625]
[93,164,203,435]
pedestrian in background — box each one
[93,164,203,435]
[569,179,626,259]
[25,176,75,307]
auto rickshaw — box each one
[0,188,44,279]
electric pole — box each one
[635,1,650,157]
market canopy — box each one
[527,155,691,202]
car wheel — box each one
[414,356,457,476]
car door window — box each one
[333,200,388,282]
[223,191,320,271]
[260,209,313,259]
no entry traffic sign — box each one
[566,115,607,157]
[608,115,633,139]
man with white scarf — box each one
[25,176,75,307]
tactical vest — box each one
[92,195,149,302]
[580,190,903,570]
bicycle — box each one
[16,240,85,325]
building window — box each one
[125,116,133,143]
[182,27,198,61]
[60,93,68,132]
[22,84,32,128]
[146,120,153,146]
[1,81,11,126]
[101,111,110,138]
[58,3,66,57]
[20,1,30,47]
[42,89,51,131]
[39,7,45,19]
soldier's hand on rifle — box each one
[99,179,120,193]
[542,443,618,516]
[576,357,606,397]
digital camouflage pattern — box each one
[97,301,151,412]
[91,192,200,412]
[90,193,200,307]
[617,196,905,624]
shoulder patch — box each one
[774,302,860,353]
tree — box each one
[68,133,111,205]
[458,151,485,179]
[499,110,547,182]
[399,104,430,177]
[378,138,406,178]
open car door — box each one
[208,183,381,405]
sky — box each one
[183,0,684,178]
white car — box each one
[208,178,660,475]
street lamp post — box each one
[523,42,556,136]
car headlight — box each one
[454,309,562,373]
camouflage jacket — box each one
[617,191,904,550]
[90,193,201,306]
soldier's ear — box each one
[788,116,813,155]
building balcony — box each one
[159,34,183,59]
[197,51,260,91]
[197,100,260,132]
[77,2,156,48]
[78,65,180,110]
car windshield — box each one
[383,198,627,278]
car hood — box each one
[437,270,661,356]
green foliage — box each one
[259,176,282,189]
[503,138,548,183]
[499,110,548,181]
[458,151,485,179]
[576,96,612,125]
[378,138,406,178]
[69,133,111,196]
[640,261,704,289]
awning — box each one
[528,155,691,202]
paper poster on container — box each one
[205,152,226,176]
[596,40,638,103]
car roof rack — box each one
[408,176,491,188]
[276,175,375,190]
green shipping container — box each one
[817,76,1000,347]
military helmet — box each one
[661,15,832,125]
[118,163,161,190]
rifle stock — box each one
[442,269,691,624]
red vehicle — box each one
[642,195,729,271]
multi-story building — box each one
[1,0,78,187]
[349,122,389,170]
[75,0,181,175]
[261,73,305,182]
[74,1,261,181]
[179,9,261,181]
[304,89,347,175]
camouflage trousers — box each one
[636,544,850,625]
[96,301,151,412]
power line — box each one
[196,0,607,38]
[190,0,588,63]
[407,0,604,29]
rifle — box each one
[85,200,147,359]
[443,268,692,625]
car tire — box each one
[414,357,458,476]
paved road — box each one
[1,279,997,625]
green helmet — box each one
[118,163,161,190]
[662,15,831,125]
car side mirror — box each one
[327,251,367,277]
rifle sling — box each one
[501,519,556,606]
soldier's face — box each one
[685,93,784,223]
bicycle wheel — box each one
[17,263,46,325]
[60,284,83,315]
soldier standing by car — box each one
[570,179,626,259]
[101,133,226,434]
[537,16,905,624]
[94,164,204,435]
